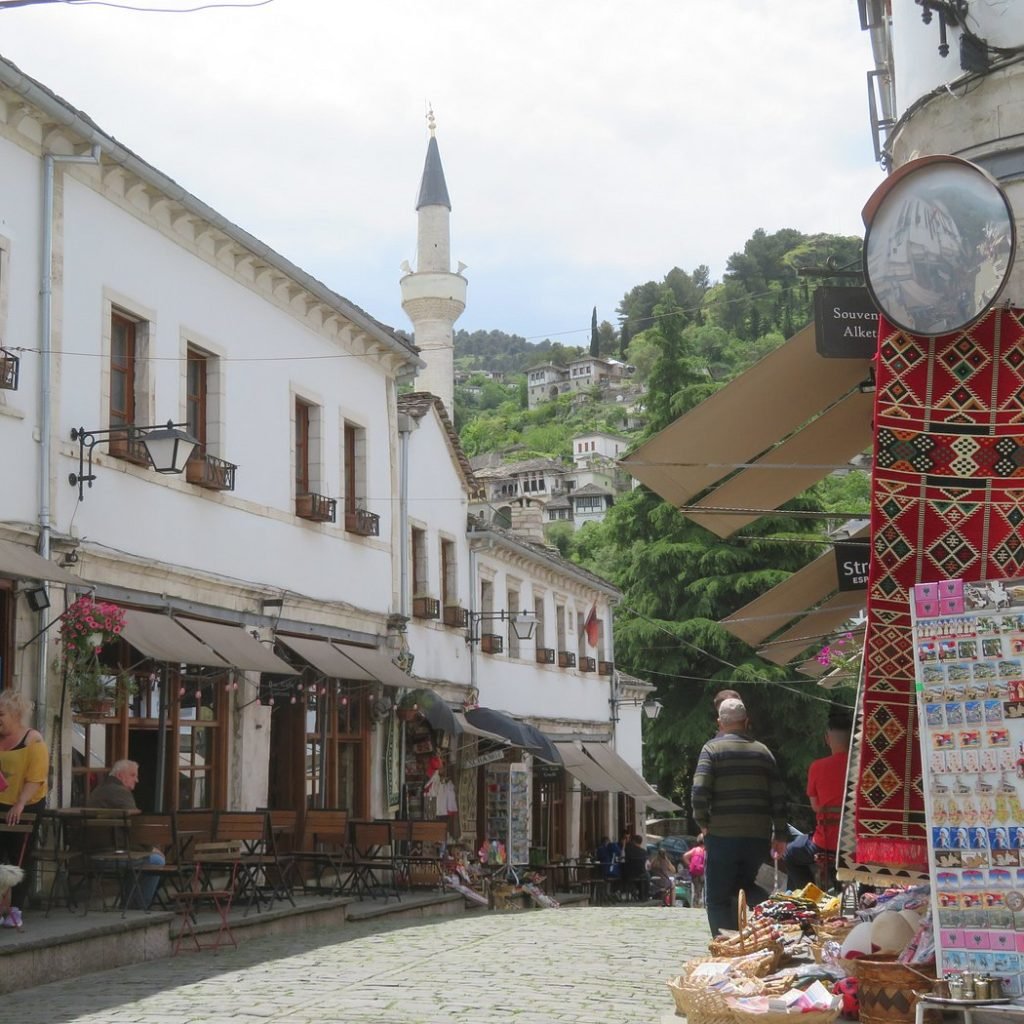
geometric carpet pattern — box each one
[857,308,1024,869]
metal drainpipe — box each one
[38,146,101,730]
[398,414,413,619]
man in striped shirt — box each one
[691,698,789,935]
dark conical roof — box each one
[416,135,451,211]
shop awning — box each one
[451,711,509,745]
[554,741,623,792]
[621,324,872,509]
[334,642,417,688]
[0,538,81,585]
[176,619,296,674]
[582,742,682,812]
[682,391,874,538]
[276,635,366,678]
[464,707,545,754]
[720,550,841,648]
[120,609,229,667]
[520,724,562,764]
[755,591,866,666]
[400,687,459,734]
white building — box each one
[0,59,667,866]
[526,357,634,409]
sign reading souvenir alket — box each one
[912,576,1024,996]
[813,286,880,358]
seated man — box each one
[88,759,166,909]
[785,708,851,891]
[619,834,651,901]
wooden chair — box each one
[212,811,283,914]
[262,808,299,901]
[130,814,190,909]
[171,840,241,954]
[396,820,448,892]
[348,820,398,902]
[292,809,350,896]
[171,810,216,866]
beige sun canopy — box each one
[621,324,872,509]
[119,609,229,667]
[0,538,82,585]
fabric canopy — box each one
[120,609,229,667]
[621,324,872,509]
[451,711,509,745]
[520,724,562,764]
[464,707,550,755]
[176,619,295,674]
[334,642,417,688]
[683,391,874,537]
[582,741,682,811]
[0,538,81,585]
[276,635,366,678]
[554,741,623,792]
[755,591,865,666]
[400,687,459,734]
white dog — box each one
[0,863,24,902]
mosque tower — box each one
[400,110,467,416]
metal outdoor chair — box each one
[171,840,242,955]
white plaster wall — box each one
[47,173,396,609]
[890,0,1024,115]
[470,547,613,725]
[404,408,472,687]
[0,133,45,526]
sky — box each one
[0,0,883,346]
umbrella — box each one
[464,708,562,763]
[464,707,535,748]
[401,688,459,734]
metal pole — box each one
[154,665,168,812]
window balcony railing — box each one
[345,507,380,537]
[443,605,469,629]
[480,633,504,655]
[186,452,237,492]
[0,347,19,391]
[108,427,152,467]
[412,596,441,620]
[535,647,555,665]
[558,651,576,669]
[579,656,596,673]
[598,660,614,676]
[296,492,337,523]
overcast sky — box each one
[1,0,881,345]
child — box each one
[683,835,706,908]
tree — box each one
[590,307,599,357]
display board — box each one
[913,577,1024,996]
[484,761,531,866]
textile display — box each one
[857,308,1024,869]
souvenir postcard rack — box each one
[912,577,1024,996]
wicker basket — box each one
[709,891,784,970]
[729,1004,840,1024]
[667,972,763,1024]
[852,957,937,1024]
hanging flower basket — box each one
[59,596,135,712]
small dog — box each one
[0,863,24,903]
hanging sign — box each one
[814,286,879,358]
[465,748,506,770]
[834,539,871,591]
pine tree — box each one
[590,307,599,357]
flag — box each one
[583,603,600,647]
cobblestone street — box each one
[3,905,711,1024]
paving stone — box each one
[2,905,712,1023]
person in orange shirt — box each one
[784,707,852,891]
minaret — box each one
[400,109,466,416]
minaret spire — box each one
[400,110,466,417]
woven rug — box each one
[857,307,1024,869]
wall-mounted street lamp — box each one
[69,420,199,500]
[610,697,663,722]
[466,609,539,646]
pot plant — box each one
[59,595,136,715]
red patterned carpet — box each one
[858,308,1024,868]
